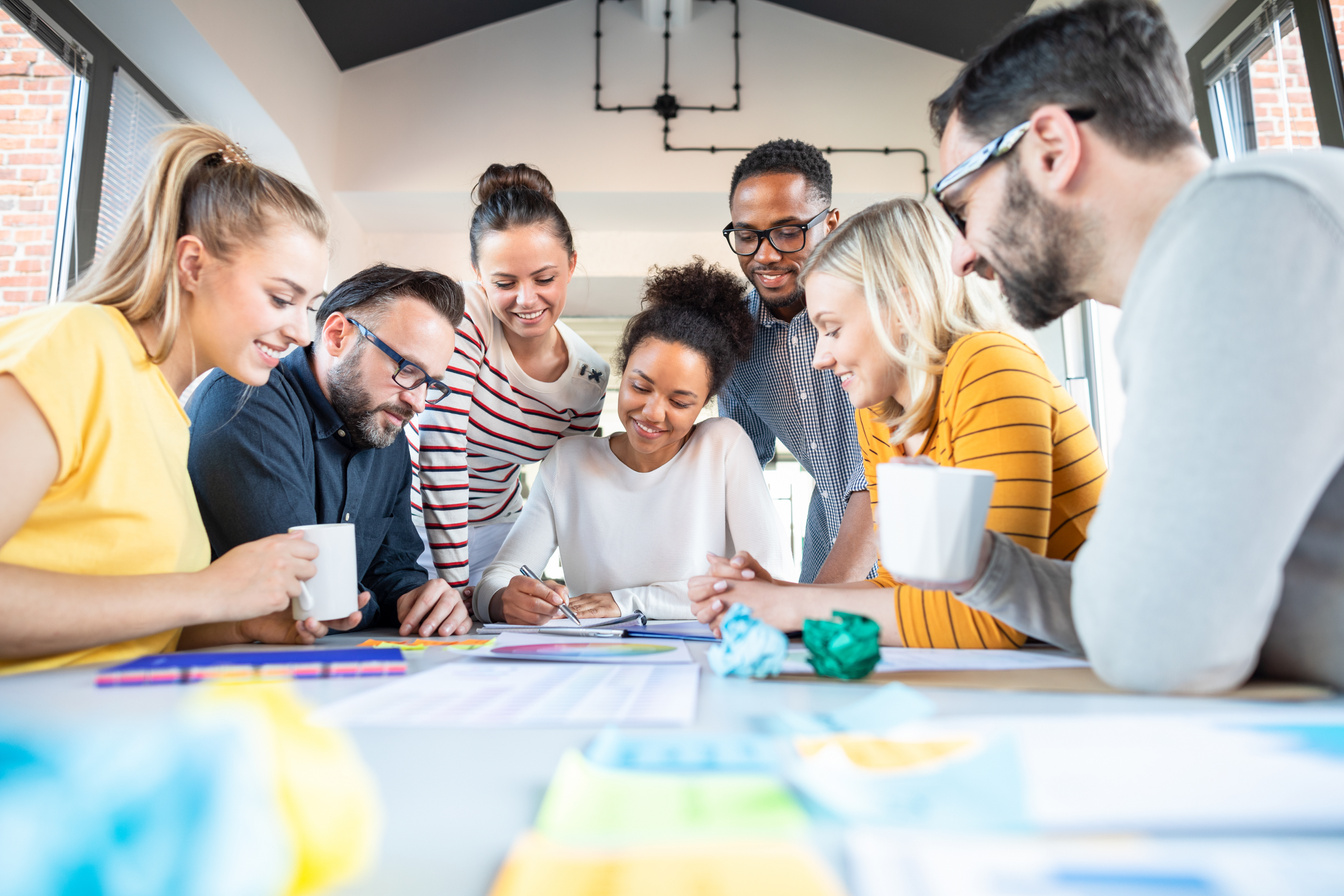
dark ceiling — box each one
[298,0,1033,72]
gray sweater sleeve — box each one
[958,161,1344,694]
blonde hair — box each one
[66,122,328,363]
[802,197,1025,445]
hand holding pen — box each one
[491,565,578,625]
[520,564,582,625]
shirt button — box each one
[820,491,828,498]
[791,336,798,345]
[810,442,817,451]
[344,513,351,521]
[799,392,808,401]
[338,429,346,437]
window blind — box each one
[95,67,176,259]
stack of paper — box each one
[315,661,698,728]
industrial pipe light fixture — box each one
[592,0,930,197]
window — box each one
[95,68,175,258]
[1203,2,1319,158]
[1331,1,1344,81]
[0,1,88,314]
[1191,0,1344,157]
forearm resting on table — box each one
[812,491,878,584]
[791,580,901,645]
[0,564,211,660]
[715,579,900,645]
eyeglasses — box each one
[933,108,1095,235]
[347,317,450,404]
[722,207,833,257]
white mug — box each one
[287,523,359,621]
[875,459,996,585]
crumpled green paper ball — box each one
[803,611,881,680]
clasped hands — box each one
[688,550,801,635]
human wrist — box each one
[179,570,224,627]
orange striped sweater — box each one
[861,331,1107,648]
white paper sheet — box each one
[848,829,1344,896]
[780,647,1088,676]
[821,713,1344,833]
[314,661,699,728]
[474,632,694,664]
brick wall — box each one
[0,8,72,317]
[1249,1,1344,152]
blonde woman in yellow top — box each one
[0,123,361,674]
[690,197,1106,648]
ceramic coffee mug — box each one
[875,459,996,584]
[287,523,359,621]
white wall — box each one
[335,0,963,298]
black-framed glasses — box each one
[347,317,450,404]
[722,207,833,257]
[933,108,1096,235]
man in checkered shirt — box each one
[717,140,877,583]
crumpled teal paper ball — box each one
[707,604,788,678]
[803,611,881,679]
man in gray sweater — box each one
[927,0,1344,693]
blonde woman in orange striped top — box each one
[689,197,1106,648]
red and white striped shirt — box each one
[407,283,608,588]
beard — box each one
[327,346,415,450]
[750,264,806,309]
[990,170,1093,330]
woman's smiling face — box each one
[616,337,712,471]
[806,270,904,410]
[474,224,576,341]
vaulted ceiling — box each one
[297,0,1033,71]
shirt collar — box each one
[748,287,810,331]
[284,348,349,443]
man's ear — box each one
[823,208,840,237]
[320,312,357,359]
[175,235,206,292]
[1024,105,1084,196]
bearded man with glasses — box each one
[716,139,877,585]
[187,265,473,640]
[928,0,1344,694]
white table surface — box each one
[3,630,1340,895]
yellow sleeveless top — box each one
[0,304,210,674]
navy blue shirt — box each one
[186,348,426,628]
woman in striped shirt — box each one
[408,164,609,614]
[689,197,1107,648]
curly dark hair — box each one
[616,258,755,397]
[728,138,832,207]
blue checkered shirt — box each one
[718,288,869,582]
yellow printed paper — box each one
[357,638,495,650]
[489,833,846,896]
[536,750,807,841]
[793,734,974,770]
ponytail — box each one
[67,122,328,363]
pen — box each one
[519,564,582,625]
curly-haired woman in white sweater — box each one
[477,259,790,623]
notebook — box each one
[478,612,647,636]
